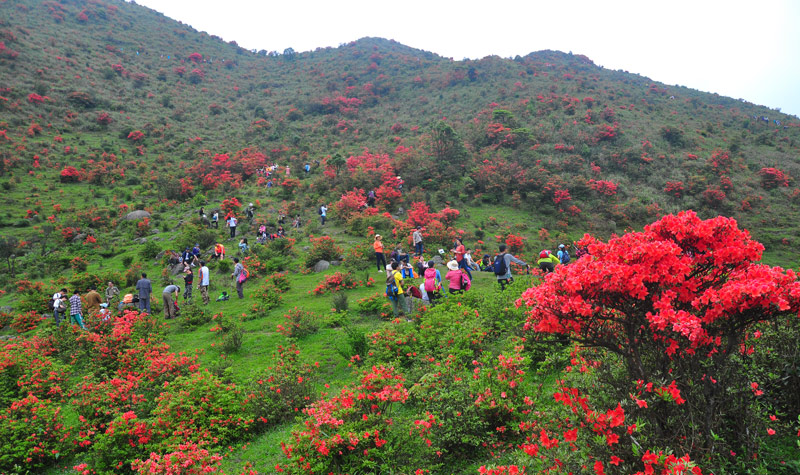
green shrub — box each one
[276,308,320,338]
[0,395,72,473]
[139,240,161,260]
[180,302,210,329]
[332,292,349,313]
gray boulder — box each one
[313,260,330,273]
[125,210,152,221]
[431,255,444,266]
[330,260,341,266]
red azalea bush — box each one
[59,166,82,183]
[758,167,790,189]
[587,179,618,196]
[127,130,145,142]
[131,442,222,475]
[519,211,800,465]
[0,394,71,473]
[312,271,358,295]
[278,365,411,474]
[276,308,321,338]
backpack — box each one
[48,297,56,311]
[493,253,508,276]
[318,206,323,215]
[560,250,571,265]
[385,272,400,299]
[424,268,439,293]
[237,267,249,284]
[459,272,472,291]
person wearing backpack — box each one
[557,244,571,265]
[445,260,470,295]
[231,257,246,299]
[52,287,68,325]
[537,250,560,273]
[423,260,443,304]
[386,261,409,318]
[319,205,328,225]
[198,261,210,305]
[494,244,529,291]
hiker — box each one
[238,238,249,255]
[400,260,416,279]
[136,273,152,314]
[285,165,290,176]
[85,286,103,314]
[414,255,427,278]
[445,260,470,295]
[292,215,302,228]
[412,227,424,256]
[232,257,246,299]
[557,244,571,265]
[494,244,529,291]
[423,260,443,304]
[52,288,67,325]
[227,214,238,238]
[391,243,410,264]
[162,283,180,320]
[198,261,210,305]
[464,248,479,271]
[277,225,285,237]
[537,250,560,273]
[191,243,201,265]
[451,238,472,280]
[367,190,376,208]
[213,242,226,260]
[68,289,87,330]
[199,207,205,218]
[183,267,194,300]
[105,281,120,306]
[374,234,387,272]
[181,246,193,265]
[386,261,409,318]
[480,254,493,271]
[245,203,254,220]
[304,163,310,173]
[211,211,219,228]
[319,204,328,225]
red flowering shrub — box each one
[304,235,343,267]
[758,167,790,189]
[27,93,50,104]
[335,188,367,222]
[588,179,618,196]
[276,308,321,338]
[131,444,222,474]
[59,166,81,183]
[188,52,203,63]
[221,196,242,216]
[664,181,684,198]
[312,271,358,295]
[702,186,726,206]
[520,211,800,462]
[279,365,410,474]
[0,394,71,473]
[10,310,45,333]
[127,130,145,142]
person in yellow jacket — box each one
[537,250,560,273]
[387,261,409,318]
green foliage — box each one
[139,240,162,260]
[180,301,210,329]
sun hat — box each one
[446,260,459,271]
[558,244,565,249]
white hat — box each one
[446,260,459,271]
[559,244,565,249]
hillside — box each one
[0,1,799,474]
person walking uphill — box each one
[52,288,67,325]
[162,284,180,320]
[135,273,152,314]
[85,286,103,314]
[386,261,409,318]
[319,204,328,226]
[198,261,210,305]
[68,289,86,330]
[494,244,529,291]
[232,257,246,299]
[374,234,387,273]
[227,214,238,238]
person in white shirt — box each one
[227,215,238,238]
[198,261,210,305]
[52,287,67,325]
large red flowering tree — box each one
[519,210,800,460]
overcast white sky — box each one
[134,0,800,117]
